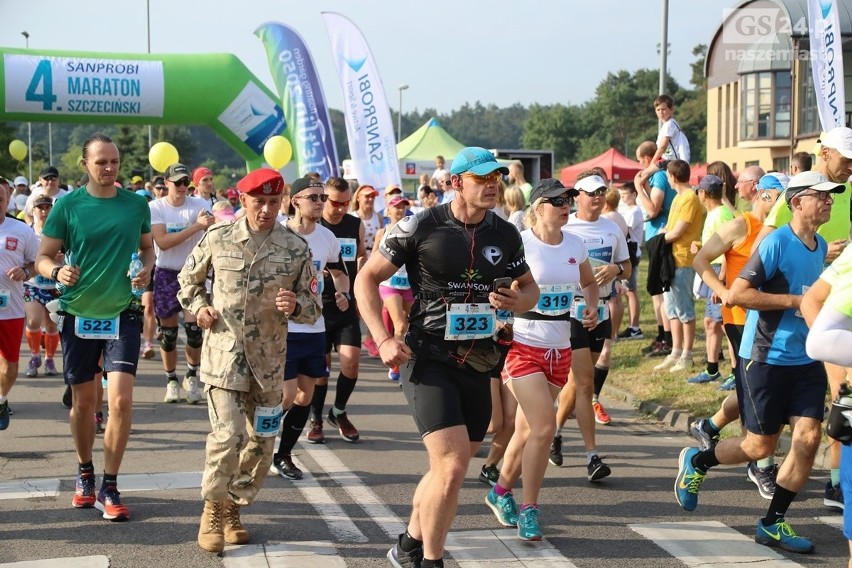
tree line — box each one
[0,45,707,187]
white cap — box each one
[13,176,27,186]
[821,127,852,159]
[574,175,607,193]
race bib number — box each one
[313,260,324,295]
[389,274,409,288]
[496,309,512,323]
[0,289,9,311]
[570,299,609,322]
[74,316,120,340]
[35,274,55,287]
[445,303,495,341]
[338,238,357,262]
[253,404,284,437]
[533,284,574,316]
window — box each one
[740,71,793,140]
[773,157,789,173]
[798,60,820,137]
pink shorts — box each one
[0,318,25,362]
[501,341,572,389]
[379,285,414,303]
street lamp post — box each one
[659,0,669,96]
[397,84,409,141]
[21,31,32,183]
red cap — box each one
[387,195,410,208]
[236,168,284,196]
[226,188,240,199]
[192,167,213,186]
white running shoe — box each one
[670,358,695,373]
[184,375,203,404]
[653,354,679,372]
[164,380,181,403]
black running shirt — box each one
[320,214,361,325]
[380,203,529,340]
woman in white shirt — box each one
[484,179,598,541]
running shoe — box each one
[755,518,814,553]
[72,471,96,508]
[641,339,661,354]
[272,455,303,480]
[646,340,672,358]
[164,380,181,403]
[549,435,563,466]
[387,533,423,568]
[62,385,72,409]
[94,411,105,435]
[96,484,130,521]
[306,420,325,444]
[363,337,380,358]
[479,464,500,486]
[675,447,706,511]
[0,400,8,430]
[43,358,57,376]
[184,374,203,404]
[689,419,719,452]
[485,486,519,527]
[388,366,400,381]
[593,401,612,425]
[718,373,737,391]
[653,354,679,371]
[327,409,360,442]
[825,481,844,511]
[617,327,644,340]
[517,505,542,541]
[669,358,694,373]
[747,462,777,500]
[687,370,721,384]
[25,355,41,378]
[141,342,155,359]
[587,455,612,482]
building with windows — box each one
[705,0,851,172]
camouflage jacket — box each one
[177,218,320,392]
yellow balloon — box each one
[9,139,27,161]
[263,136,293,170]
[148,142,180,173]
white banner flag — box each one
[807,0,846,130]
[322,12,401,195]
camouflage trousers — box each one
[201,382,283,506]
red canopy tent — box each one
[560,148,643,187]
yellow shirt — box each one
[666,190,706,268]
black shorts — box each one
[400,357,492,442]
[59,306,143,385]
[569,318,612,353]
[739,359,827,435]
[285,332,327,380]
[325,318,361,352]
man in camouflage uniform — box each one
[177,168,320,553]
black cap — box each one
[529,178,578,204]
[39,165,59,179]
[290,175,324,195]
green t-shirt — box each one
[701,204,735,264]
[765,181,851,242]
[821,244,852,318]
[43,188,151,318]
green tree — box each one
[521,104,584,164]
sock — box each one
[400,530,422,553]
[681,350,693,361]
[186,363,199,376]
[763,485,796,525]
[44,332,59,358]
[692,448,719,472]
[832,468,841,486]
[703,419,720,436]
[79,461,94,475]
[165,370,177,384]
[333,372,357,412]
[421,559,444,568]
[0,395,6,404]
[757,456,776,469]
[311,383,328,423]
[664,330,673,345]
[521,503,538,511]
[102,473,117,487]
[586,451,598,464]
[706,361,719,375]
[556,424,564,436]
[670,348,683,359]
[655,325,664,342]
[494,483,510,496]
[275,404,311,457]
[26,329,42,355]
[593,365,609,397]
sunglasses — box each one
[462,172,501,184]
[172,179,190,187]
[580,188,607,197]
[35,204,53,210]
[295,193,329,203]
[154,186,168,192]
[328,198,351,208]
[42,175,58,181]
[542,196,573,207]
[796,190,834,202]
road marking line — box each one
[445,529,577,567]
[0,556,109,567]
[629,521,803,567]
[117,471,202,492]
[299,442,406,539]
[270,457,367,543]
[0,478,60,500]
[816,515,843,530]
[223,541,346,567]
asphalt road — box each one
[0,348,848,567]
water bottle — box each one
[55,250,74,294]
[128,253,144,298]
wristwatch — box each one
[22,266,31,278]
[51,266,62,281]
[616,262,624,275]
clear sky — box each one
[2,0,735,114]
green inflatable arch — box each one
[1,48,290,169]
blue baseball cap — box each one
[756,174,785,191]
[450,147,509,176]
[135,189,154,200]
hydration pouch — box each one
[827,400,852,445]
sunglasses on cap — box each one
[41,174,58,181]
[172,179,190,187]
[542,196,573,207]
[294,193,329,203]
